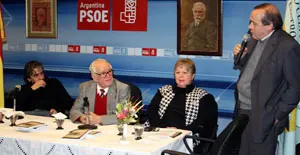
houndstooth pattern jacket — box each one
[144,84,210,127]
[145,84,218,152]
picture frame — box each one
[177,0,222,56]
[26,0,57,38]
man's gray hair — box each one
[89,58,113,74]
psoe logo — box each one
[120,0,136,24]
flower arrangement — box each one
[115,98,144,124]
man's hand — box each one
[89,112,101,125]
[49,109,57,115]
[79,114,87,124]
[233,44,248,56]
[234,44,241,56]
[31,80,46,90]
[79,113,101,124]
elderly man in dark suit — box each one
[70,59,130,125]
[233,3,300,155]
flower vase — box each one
[120,124,130,144]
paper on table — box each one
[52,112,67,119]
[85,130,102,139]
[0,108,12,113]
[156,130,180,137]
[0,108,25,118]
[147,130,182,141]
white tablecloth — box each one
[0,115,192,155]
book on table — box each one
[16,121,48,132]
[62,129,90,140]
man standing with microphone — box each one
[233,3,300,155]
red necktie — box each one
[100,89,105,97]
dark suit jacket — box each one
[233,29,300,143]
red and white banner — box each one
[112,0,147,31]
[77,0,110,30]
[93,46,106,54]
[142,48,156,56]
[68,45,80,53]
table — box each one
[0,115,192,155]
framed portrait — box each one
[26,0,57,38]
[177,0,222,56]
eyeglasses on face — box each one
[93,69,113,78]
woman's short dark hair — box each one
[174,58,196,74]
[254,3,283,30]
[24,61,43,83]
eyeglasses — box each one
[93,69,113,78]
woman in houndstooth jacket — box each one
[146,58,218,153]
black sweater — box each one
[16,78,73,114]
[147,84,218,137]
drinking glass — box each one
[55,119,65,130]
[117,123,124,136]
[10,114,18,126]
[134,124,144,140]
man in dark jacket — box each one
[233,3,300,155]
[16,61,73,116]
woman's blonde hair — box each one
[174,58,196,74]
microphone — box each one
[234,31,251,66]
[15,85,21,92]
[83,97,90,124]
[8,85,21,100]
[11,85,21,112]
[83,97,89,107]
[78,97,97,130]
[15,85,21,91]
